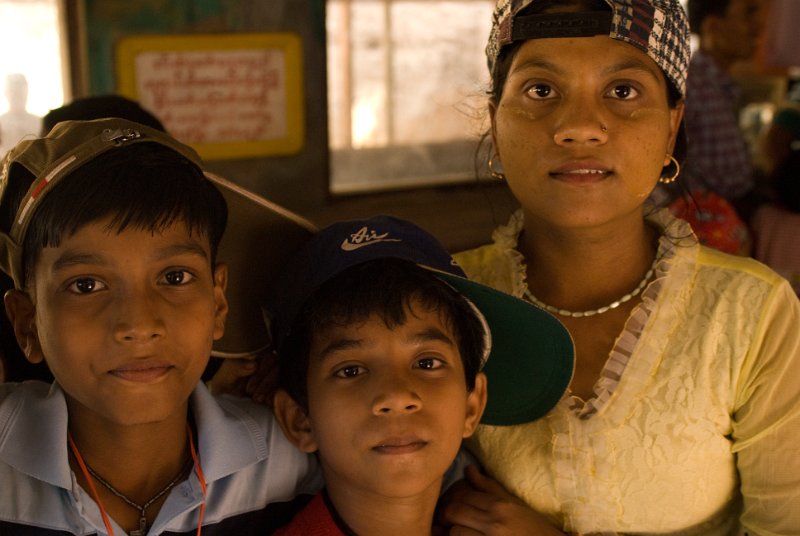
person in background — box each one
[438,0,800,534]
[0,73,41,158]
[751,148,800,294]
[683,0,764,206]
[663,0,767,257]
[758,105,800,181]
[666,188,752,256]
[747,106,800,293]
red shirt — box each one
[273,492,354,536]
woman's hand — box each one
[205,357,258,397]
[437,465,565,535]
[244,349,280,406]
[206,349,279,406]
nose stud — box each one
[600,124,608,133]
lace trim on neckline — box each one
[499,208,696,419]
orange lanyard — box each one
[68,424,206,536]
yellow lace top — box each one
[453,209,800,536]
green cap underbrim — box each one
[435,271,575,426]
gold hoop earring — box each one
[488,154,505,180]
[658,154,680,184]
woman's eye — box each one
[526,84,554,99]
[68,278,105,294]
[335,365,365,378]
[607,84,638,100]
[163,270,194,285]
[415,357,445,370]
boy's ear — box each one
[462,372,488,439]
[4,289,44,364]
[273,389,318,453]
[212,262,229,341]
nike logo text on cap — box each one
[340,226,402,251]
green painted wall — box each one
[80,0,329,210]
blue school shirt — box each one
[0,381,321,535]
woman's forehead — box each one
[487,0,690,97]
[510,35,666,82]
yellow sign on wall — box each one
[116,33,304,160]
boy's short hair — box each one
[0,117,317,358]
[268,215,576,426]
[41,95,166,136]
[0,118,225,289]
[12,142,226,288]
[279,258,487,410]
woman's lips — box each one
[550,161,612,183]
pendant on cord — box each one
[131,517,147,536]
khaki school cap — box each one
[0,117,315,357]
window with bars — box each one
[327,0,495,193]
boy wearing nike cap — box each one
[0,118,320,535]
[268,216,574,535]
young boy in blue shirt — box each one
[268,216,574,535]
[0,118,320,535]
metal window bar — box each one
[329,0,494,151]
[382,0,393,144]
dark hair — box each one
[3,143,227,287]
[41,95,166,136]
[774,151,800,213]
[278,258,485,411]
[486,0,687,172]
[687,0,732,33]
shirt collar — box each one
[191,383,268,482]
[0,381,266,489]
[0,382,72,488]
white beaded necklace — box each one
[523,252,661,318]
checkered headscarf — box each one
[487,0,690,96]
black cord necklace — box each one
[81,455,193,536]
[68,425,203,536]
